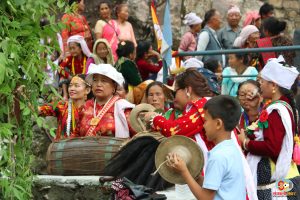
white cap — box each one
[261,55,299,90]
[227,5,241,15]
[86,64,125,86]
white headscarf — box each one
[67,35,91,57]
[183,12,203,26]
[233,25,259,47]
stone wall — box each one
[83,0,300,49]
[33,175,109,200]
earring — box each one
[186,92,191,98]
[185,88,190,98]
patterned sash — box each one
[86,96,120,137]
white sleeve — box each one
[196,31,209,60]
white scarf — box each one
[231,132,258,200]
[247,103,294,189]
[114,99,135,138]
[67,35,91,57]
[227,66,257,83]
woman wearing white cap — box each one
[179,12,203,61]
[238,56,300,197]
[73,63,135,138]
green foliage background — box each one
[0,0,66,199]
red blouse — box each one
[136,58,162,81]
[39,101,82,140]
[152,98,214,150]
[247,96,295,162]
[73,99,134,137]
[59,55,87,79]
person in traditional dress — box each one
[179,12,202,61]
[136,40,162,81]
[145,68,215,151]
[238,56,300,198]
[237,80,264,133]
[115,40,142,103]
[39,75,91,140]
[257,17,295,66]
[222,48,258,97]
[61,0,93,53]
[115,3,137,47]
[86,39,114,71]
[94,1,119,61]
[73,63,135,138]
[59,35,91,100]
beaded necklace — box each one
[72,56,86,75]
[66,99,73,136]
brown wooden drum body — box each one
[46,137,124,175]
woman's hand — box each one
[245,88,259,100]
[166,153,188,174]
[143,111,157,122]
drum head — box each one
[129,103,156,133]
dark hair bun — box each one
[277,21,287,33]
[116,40,135,58]
[263,17,287,35]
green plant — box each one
[0,0,66,199]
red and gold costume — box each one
[61,14,93,51]
[247,96,296,162]
[73,97,134,137]
[39,101,82,140]
[152,98,214,150]
[59,55,87,79]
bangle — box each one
[243,139,249,151]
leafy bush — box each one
[0,0,66,199]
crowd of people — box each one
[39,0,300,199]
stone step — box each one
[33,175,111,200]
[33,175,195,200]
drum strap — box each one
[86,96,120,137]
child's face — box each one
[69,42,82,57]
[203,110,219,142]
[96,42,109,59]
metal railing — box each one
[176,45,300,56]
[175,45,300,78]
